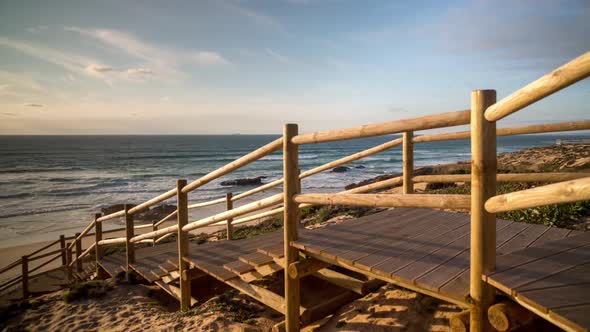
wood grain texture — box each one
[294,193,471,210]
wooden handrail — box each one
[28,248,64,262]
[294,193,471,210]
[29,253,62,274]
[97,237,127,246]
[232,137,404,202]
[69,243,96,267]
[292,110,470,144]
[154,210,178,227]
[414,173,590,183]
[181,138,283,194]
[0,275,21,292]
[27,238,60,257]
[68,220,96,250]
[414,119,590,143]
[485,177,590,213]
[188,197,226,209]
[0,259,22,275]
[485,51,590,121]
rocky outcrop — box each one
[332,166,349,173]
[220,176,266,186]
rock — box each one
[355,165,366,169]
[220,176,266,186]
[136,204,176,221]
[332,166,349,173]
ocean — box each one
[0,133,588,247]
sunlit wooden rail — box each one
[1,50,589,332]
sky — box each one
[0,0,588,135]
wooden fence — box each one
[0,51,588,332]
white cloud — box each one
[265,48,290,64]
[65,26,230,81]
[126,68,153,76]
[23,103,44,107]
[26,25,49,34]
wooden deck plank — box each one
[416,219,516,293]
[487,243,590,296]
[257,243,285,258]
[239,252,275,267]
[518,283,590,312]
[516,262,590,292]
[551,304,590,332]
[224,260,256,275]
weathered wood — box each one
[176,179,191,310]
[488,301,534,332]
[154,209,177,227]
[403,131,414,194]
[485,177,590,213]
[94,213,103,270]
[312,268,367,295]
[284,123,301,331]
[413,120,590,143]
[124,204,135,279]
[187,197,226,209]
[287,258,330,279]
[345,176,404,193]
[21,255,29,299]
[413,173,590,184]
[74,232,82,273]
[485,51,590,121]
[59,235,67,266]
[292,109,470,144]
[181,138,283,194]
[65,243,73,281]
[293,193,471,210]
[470,89,497,332]
[450,310,470,332]
[226,192,234,240]
[97,237,127,246]
[68,220,96,250]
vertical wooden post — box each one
[470,89,497,332]
[74,232,82,273]
[65,243,73,282]
[283,123,301,332]
[21,255,29,299]
[59,235,67,266]
[152,221,157,246]
[124,204,135,279]
[226,192,234,240]
[176,179,191,310]
[94,213,103,271]
[402,131,414,194]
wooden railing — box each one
[1,50,588,332]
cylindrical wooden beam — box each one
[294,193,471,210]
[413,119,590,143]
[154,209,178,228]
[94,213,103,268]
[402,131,414,194]
[450,310,470,332]
[97,237,127,246]
[485,51,590,121]
[59,235,67,266]
[345,176,404,194]
[187,197,226,209]
[74,232,82,273]
[226,192,234,240]
[181,193,283,233]
[485,176,590,213]
[292,109,470,145]
[176,179,191,311]
[128,188,177,215]
[488,301,534,332]
[181,138,283,194]
[21,255,29,299]
[124,204,135,277]
[283,123,301,331]
[65,243,73,282]
[414,172,590,184]
[96,210,125,222]
[288,258,330,279]
[469,89,497,331]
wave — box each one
[0,193,32,199]
[0,167,85,174]
[0,204,92,219]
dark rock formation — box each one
[332,166,349,173]
[220,176,266,186]
[354,165,366,169]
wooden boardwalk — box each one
[484,232,590,331]
[98,207,586,329]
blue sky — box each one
[0,0,588,134]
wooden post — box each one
[226,192,234,240]
[470,89,497,332]
[124,204,135,279]
[59,235,67,266]
[65,243,73,282]
[402,131,414,194]
[176,179,191,310]
[283,123,301,331]
[74,232,82,273]
[152,221,157,246]
[21,255,29,299]
[94,213,103,270]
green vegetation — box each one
[427,182,590,228]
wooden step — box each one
[257,244,285,259]
[224,260,256,275]
[239,252,274,267]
